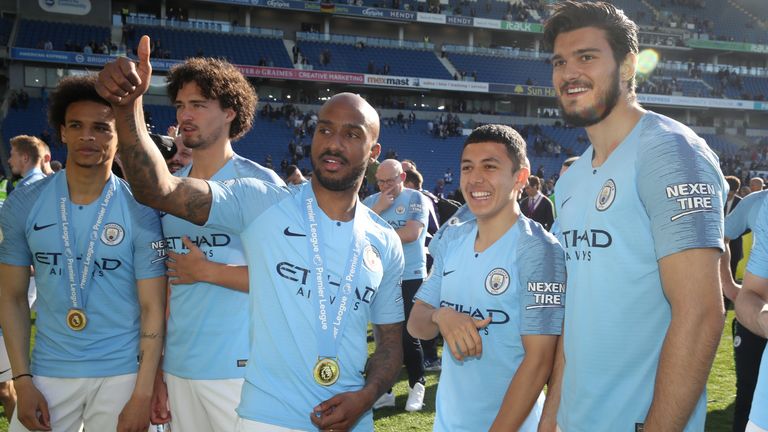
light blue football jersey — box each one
[0,171,166,378]
[416,215,565,432]
[205,179,404,431]
[16,167,46,189]
[744,198,768,429]
[725,189,768,240]
[363,188,429,280]
[163,154,284,380]
[555,112,726,431]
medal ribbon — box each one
[301,184,365,361]
[56,173,117,312]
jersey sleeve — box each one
[206,178,287,234]
[407,192,429,227]
[636,134,726,259]
[369,231,405,325]
[414,250,443,308]
[131,204,167,280]
[746,199,768,279]
[516,227,566,335]
[0,191,32,266]
[725,199,752,240]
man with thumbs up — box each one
[97,36,405,432]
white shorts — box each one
[0,335,11,381]
[747,420,768,432]
[165,372,243,432]
[235,418,306,432]
[9,373,136,432]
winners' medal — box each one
[313,358,340,386]
[66,308,87,331]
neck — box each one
[188,140,234,180]
[585,97,645,167]
[311,177,359,222]
[65,163,111,205]
[22,165,39,177]
[475,199,520,252]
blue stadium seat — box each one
[16,19,110,51]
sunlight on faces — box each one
[175,81,233,150]
[460,141,528,222]
[60,100,117,169]
[312,94,380,192]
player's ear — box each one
[620,53,637,83]
[514,166,530,191]
[369,142,381,161]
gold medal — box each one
[66,309,87,331]
[313,358,340,386]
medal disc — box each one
[66,309,87,331]
[313,358,340,386]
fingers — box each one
[137,35,152,71]
[475,314,492,329]
[181,235,201,254]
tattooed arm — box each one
[95,35,211,225]
[310,322,403,431]
[117,275,166,432]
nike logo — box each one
[283,227,306,237]
[33,222,56,231]
[0,368,10,375]
[443,270,455,276]
[561,196,572,208]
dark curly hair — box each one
[543,1,638,92]
[166,58,257,141]
[48,74,111,142]
[464,124,528,171]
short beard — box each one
[558,68,621,128]
[312,156,367,192]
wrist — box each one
[431,307,443,326]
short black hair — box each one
[48,74,111,141]
[463,124,528,171]
[543,1,639,92]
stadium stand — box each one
[15,19,110,52]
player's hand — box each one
[96,35,153,107]
[14,378,51,431]
[372,186,396,213]
[432,306,491,361]
[150,370,171,425]
[310,390,372,431]
[167,236,209,285]
[117,393,151,432]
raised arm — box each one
[95,36,211,225]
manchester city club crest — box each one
[395,205,406,215]
[485,268,510,295]
[362,244,382,272]
[595,179,616,211]
[101,223,125,246]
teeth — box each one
[567,87,588,94]
[471,191,490,198]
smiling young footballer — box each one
[408,124,566,431]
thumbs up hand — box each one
[96,35,153,107]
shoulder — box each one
[232,154,286,186]
[5,173,55,210]
[638,112,715,159]
[362,192,380,206]
[516,216,562,254]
